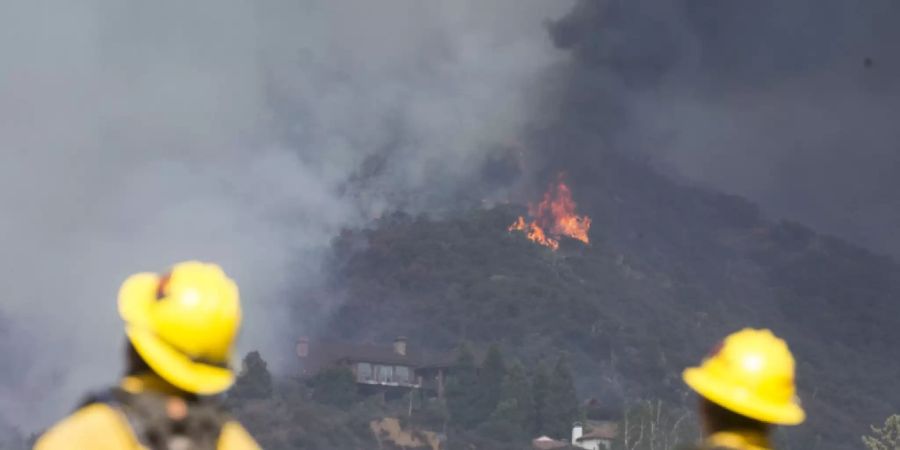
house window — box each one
[357,363,373,382]
[377,364,393,383]
[394,366,411,384]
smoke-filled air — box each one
[2,1,900,450]
[0,0,570,430]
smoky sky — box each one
[543,0,900,256]
[0,0,572,430]
[4,0,900,435]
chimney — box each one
[393,336,407,356]
[572,422,583,445]
[296,337,309,358]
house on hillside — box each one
[295,336,459,398]
[572,421,618,450]
[531,422,619,450]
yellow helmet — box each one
[682,328,805,425]
[118,261,241,395]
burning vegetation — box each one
[508,177,591,250]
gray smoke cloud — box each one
[0,0,572,431]
[546,0,900,256]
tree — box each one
[310,366,357,408]
[532,363,550,436]
[862,414,900,450]
[446,343,481,429]
[616,400,693,450]
[540,356,580,439]
[481,360,534,441]
[231,351,273,400]
[481,399,526,441]
[476,344,507,422]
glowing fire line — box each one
[508,178,591,250]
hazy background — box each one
[0,0,571,429]
[3,0,900,434]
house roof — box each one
[577,422,619,441]
[532,436,569,450]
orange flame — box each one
[508,177,591,250]
[508,216,560,250]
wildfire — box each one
[508,177,591,250]
[508,216,560,250]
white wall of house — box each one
[572,424,594,450]
[572,424,611,450]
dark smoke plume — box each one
[540,0,900,256]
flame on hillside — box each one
[508,216,561,250]
[508,177,591,250]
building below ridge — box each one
[572,421,618,450]
[530,421,619,450]
[295,336,463,399]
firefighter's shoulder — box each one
[676,444,744,450]
[33,403,138,450]
[219,420,262,450]
[33,403,260,450]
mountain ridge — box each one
[300,150,899,449]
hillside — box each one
[294,151,899,450]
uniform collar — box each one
[704,430,771,450]
[120,373,187,396]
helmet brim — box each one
[683,367,805,425]
[126,324,234,395]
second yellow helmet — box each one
[683,328,805,425]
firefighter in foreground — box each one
[682,328,805,450]
[35,261,260,449]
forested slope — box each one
[295,153,899,449]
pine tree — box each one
[532,363,550,436]
[504,361,536,430]
[862,414,900,450]
[481,399,524,441]
[446,343,481,429]
[540,356,579,438]
[231,351,273,400]
[476,344,507,422]
[481,360,534,440]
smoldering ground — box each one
[0,0,572,431]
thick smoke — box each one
[544,0,900,255]
[11,0,893,435]
[0,0,571,430]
